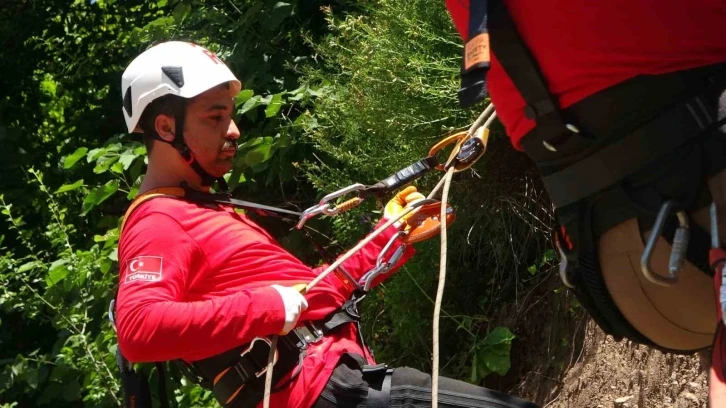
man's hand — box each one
[271,284,308,335]
[383,186,426,227]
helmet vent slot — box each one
[162,66,185,88]
[123,88,132,117]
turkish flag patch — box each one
[125,256,163,283]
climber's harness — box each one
[110,292,362,408]
[176,302,362,408]
[110,141,471,408]
[476,0,726,349]
[110,183,390,408]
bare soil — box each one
[505,272,711,408]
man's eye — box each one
[210,116,223,122]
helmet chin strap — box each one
[151,100,223,188]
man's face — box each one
[183,84,240,177]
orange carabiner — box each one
[427,128,489,173]
[402,201,456,243]
[427,131,468,171]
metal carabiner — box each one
[360,231,408,291]
[640,200,689,286]
[296,203,331,229]
[296,183,367,229]
[376,230,408,268]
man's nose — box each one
[227,120,241,140]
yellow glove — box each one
[383,186,426,227]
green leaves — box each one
[244,137,274,167]
[265,93,284,118]
[81,180,119,215]
[63,148,88,169]
[527,249,556,275]
[56,180,84,194]
[17,261,42,274]
[240,95,265,115]
[471,327,515,382]
[46,259,69,287]
[234,89,255,107]
[172,1,191,23]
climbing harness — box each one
[261,196,445,408]
[111,156,464,407]
[479,0,726,354]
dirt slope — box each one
[507,273,711,408]
[538,322,709,408]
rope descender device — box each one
[427,103,496,174]
[428,126,490,173]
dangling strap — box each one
[488,1,575,150]
[456,0,491,107]
[118,187,186,236]
[118,186,304,236]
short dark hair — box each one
[138,94,185,152]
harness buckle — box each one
[240,337,279,378]
[292,322,324,346]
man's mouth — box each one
[220,142,237,156]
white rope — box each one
[262,335,278,408]
[468,103,495,136]
[431,166,455,407]
[431,103,495,408]
[265,103,496,408]
[262,199,431,407]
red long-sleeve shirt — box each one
[116,196,413,408]
[446,0,726,149]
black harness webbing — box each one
[535,82,726,209]
[183,301,361,408]
[488,1,574,150]
[481,0,726,351]
[457,0,491,107]
[114,189,366,407]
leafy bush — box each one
[0,0,553,405]
[298,0,553,382]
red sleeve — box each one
[446,0,470,40]
[115,212,287,363]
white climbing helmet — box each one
[121,41,242,133]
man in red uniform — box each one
[445,0,726,404]
[115,41,538,408]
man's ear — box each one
[154,114,176,142]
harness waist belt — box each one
[521,63,726,208]
[543,91,719,208]
[181,301,360,407]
